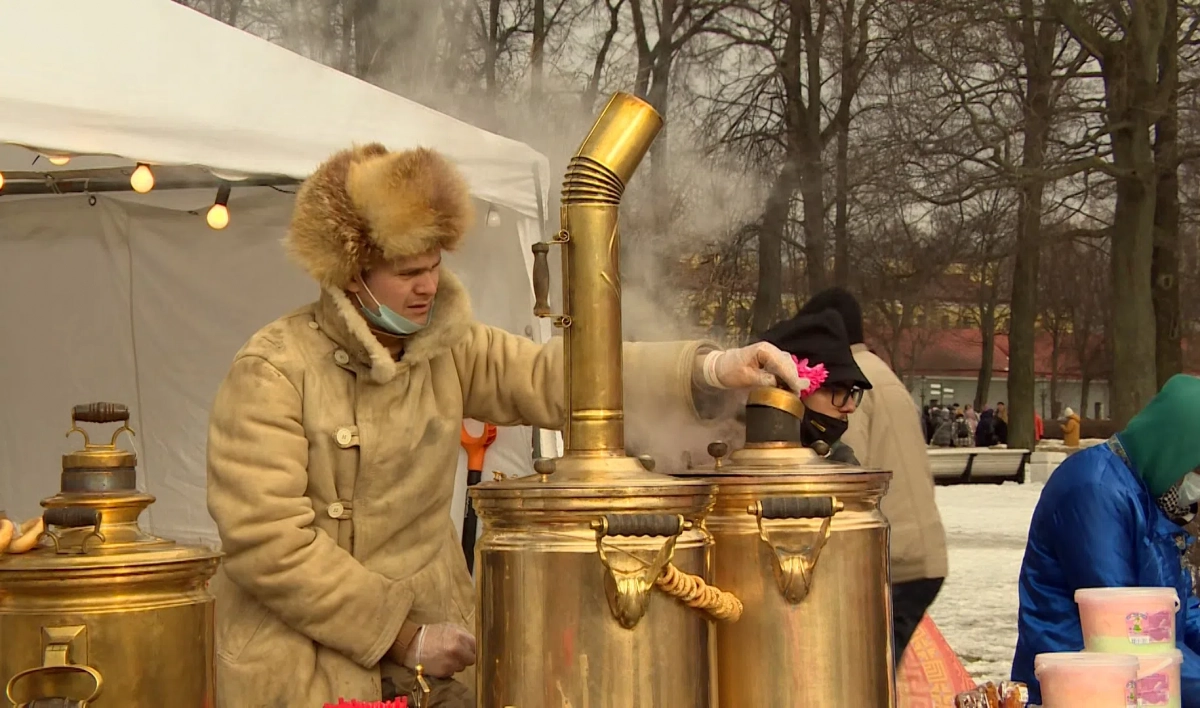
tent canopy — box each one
[0,0,557,548]
[0,0,550,218]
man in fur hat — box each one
[205,144,807,707]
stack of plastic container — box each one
[1034,587,1182,707]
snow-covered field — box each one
[929,482,1043,682]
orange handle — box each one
[461,422,498,470]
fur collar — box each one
[315,269,473,384]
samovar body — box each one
[0,403,221,708]
[474,476,716,706]
[681,388,897,708]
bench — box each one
[928,447,1032,486]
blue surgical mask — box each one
[355,282,432,336]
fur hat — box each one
[286,143,475,288]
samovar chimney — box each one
[472,93,736,707]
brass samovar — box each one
[470,93,738,707]
[678,387,897,707]
[0,403,221,707]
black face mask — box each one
[800,408,849,448]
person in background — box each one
[1033,410,1044,442]
[994,407,1009,445]
[205,144,808,708]
[1062,407,1081,448]
[759,309,872,457]
[1011,375,1200,706]
[931,411,956,448]
[953,413,973,447]
[963,403,979,436]
[975,408,999,447]
[790,287,948,663]
[996,401,1008,423]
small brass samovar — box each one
[0,403,221,708]
[470,93,737,707]
[677,387,897,707]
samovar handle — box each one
[747,497,846,605]
[66,402,136,450]
[5,626,103,707]
[591,514,688,629]
[40,507,106,555]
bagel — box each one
[7,517,43,553]
[0,519,12,553]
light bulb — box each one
[206,204,230,230]
[486,207,501,228]
[130,164,155,194]
[47,155,70,166]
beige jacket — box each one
[840,344,949,584]
[207,271,712,707]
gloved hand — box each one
[828,441,860,465]
[698,342,805,395]
[403,623,477,678]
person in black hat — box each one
[794,286,948,665]
[759,309,872,452]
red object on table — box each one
[898,614,977,708]
[323,699,408,707]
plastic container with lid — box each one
[1076,587,1180,654]
[1035,652,1139,707]
[1136,650,1183,708]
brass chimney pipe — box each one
[531,93,663,457]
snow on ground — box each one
[929,481,1043,683]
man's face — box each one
[806,382,862,419]
[348,251,442,325]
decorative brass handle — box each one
[529,232,571,328]
[5,625,103,708]
[40,507,105,555]
[748,496,845,604]
[66,402,136,450]
[592,514,688,629]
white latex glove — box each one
[699,343,805,395]
[403,623,477,678]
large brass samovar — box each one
[678,387,897,707]
[0,403,221,708]
[470,93,734,707]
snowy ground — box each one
[929,481,1043,683]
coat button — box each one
[335,428,353,447]
[333,349,350,365]
[308,321,320,330]
[327,502,345,518]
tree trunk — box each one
[531,0,546,106]
[798,143,829,295]
[752,163,799,333]
[1107,113,1159,423]
[975,287,997,410]
[833,118,851,287]
[1007,5,1054,451]
[1049,331,1060,418]
[1080,375,1092,419]
[1152,0,1181,390]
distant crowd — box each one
[923,401,1028,448]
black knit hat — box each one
[759,309,872,390]
[796,287,865,345]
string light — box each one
[0,172,5,190]
[206,183,231,230]
[130,163,155,194]
[46,154,71,166]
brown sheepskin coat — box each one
[206,270,714,707]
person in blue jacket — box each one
[1012,374,1200,706]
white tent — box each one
[0,0,557,548]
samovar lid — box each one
[0,403,220,579]
[674,387,890,481]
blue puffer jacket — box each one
[1010,442,1200,706]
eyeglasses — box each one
[826,384,865,408]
